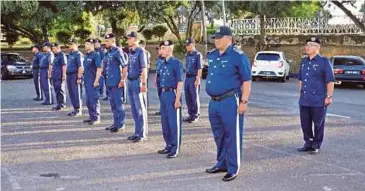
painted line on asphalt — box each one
[327,113,351,119]
[2,167,22,190]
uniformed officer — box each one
[82,38,102,125]
[103,33,128,132]
[297,37,335,155]
[205,26,252,182]
[140,40,151,108]
[39,42,55,105]
[126,32,148,142]
[183,38,203,123]
[156,40,184,159]
[95,38,106,99]
[154,43,164,116]
[31,44,44,101]
[66,39,84,117]
[50,43,67,110]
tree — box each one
[330,1,365,33]
[142,29,153,40]
[74,28,91,41]
[56,30,72,45]
[152,25,168,40]
[5,31,19,48]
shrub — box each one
[74,28,91,41]
[152,25,168,40]
[142,29,153,40]
[56,30,72,45]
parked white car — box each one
[251,51,291,82]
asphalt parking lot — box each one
[1,76,365,191]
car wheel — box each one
[1,70,9,80]
[286,75,290,80]
[280,76,286,83]
[27,75,33,79]
[363,83,365,89]
[252,76,257,81]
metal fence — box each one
[230,15,365,35]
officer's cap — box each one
[161,40,173,47]
[127,31,138,38]
[306,37,321,45]
[104,33,115,39]
[85,38,95,44]
[42,41,52,47]
[184,38,195,46]
[68,39,78,45]
[95,38,102,43]
[31,44,41,50]
[212,26,232,39]
[51,42,60,47]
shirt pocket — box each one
[217,62,235,75]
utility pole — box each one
[222,0,226,26]
[201,0,208,58]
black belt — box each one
[33,67,40,69]
[66,71,77,75]
[128,77,140,81]
[186,74,197,78]
[40,67,48,69]
[210,90,237,101]
[160,87,176,92]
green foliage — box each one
[5,32,19,48]
[152,25,168,40]
[142,29,153,40]
[74,28,91,41]
[114,28,125,39]
[56,30,72,45]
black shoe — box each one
[88,120,100,125]
[133,137,147,143]
[41,102,52,105]
[222,173,237,181]
[83,119,92,123]
[67,111,75,116]
[105,126,114,130]
[297,146,314,152]
[110,128,120,133]
[103,97,108,101]
[157,149,170,154]
[127,135,138,140]
[166,153,178,159]
[205,167,228,174]
[34,98,43,101]
[52,106,60,111]
[183,116,193,122]
[154,111,161,116]
[189,117,199,123]
[310,149,319,155]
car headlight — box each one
[30,65,33,69]
[6,65,17,71]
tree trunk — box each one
[332,1,365,33]
[110,18,119,44]
[41,26,49,42]
[257,15,267,52]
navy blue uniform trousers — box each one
[209,94,244,175]
[300,106,327,149]
[40,68,53,104]
[66,73,82,111]
[160,91,182,155]
[108,86,125,129]
[33,69,43,99]
[52,79,66,107]
[184,77,200,118]
[85,83,100,121]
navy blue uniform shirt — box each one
[185,50,203,75]
[32,52,43,68]
[128,47,147,79]
[298,54,335,107]
[159,56,184,89]
[206,45,252,97]
[52,51,67,80]
[67,51,83,73]
[39,51,54,68]
[104,46,127,86]
[83,51,101,83]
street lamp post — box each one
[201,0,208,57]
[222,0,226,26]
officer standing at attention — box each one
[205,26,252,181]
[39,42,55,105]
[66,39,84,117]
[154,43,164,116]
[95,38,106,99]
[82,38,102,125]
[297,37,335,155]
[139,40,151,107]
[157,40,184,159]
[126,32,148,142]
[31,44,43,101]
[183,38,203,123]
[103,33,128,133]
[50,43,67,111]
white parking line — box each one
[327,113,351,119]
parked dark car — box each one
[1,53,33,80]
[202,64,208,79]
[330,55,365,88]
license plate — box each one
[265,72,271,75]
[345,70,360,74]
[22,70,26,74]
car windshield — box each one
[256,53,280,61]
[333,57,365,66]
[2,54,26,62]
